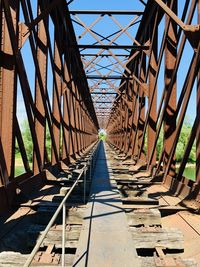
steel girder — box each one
[0,0,98,213]
[0,0,200,213]
[106,0,200,187]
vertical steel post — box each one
[133,76,139,158]
[69,80,76,159]
[0,0,18,183]
[148,20,158,169]
[197,0,200,182]
[52,27,62,165]
[33,0,48,174]
[84,166,87,204]
[89,156,92,180]
[62,88,69,162]
[164,0,177,177]
[62,61,73,162]
[138,55,146,161]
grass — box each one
[180,166,195,181]
[14,151,196,180]
[15,166,25,176]
[15,152,29,176]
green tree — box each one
[98,130,107,141]
[156,127,163,160]
[22,120,33,162]
[176,123,195,163]
[155,121,196,163]
[15,141,20,154]
[45,126,51,160]
[20,120,51,162]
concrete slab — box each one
[73,142,140,267]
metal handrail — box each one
[24,143,99,267]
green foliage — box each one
[176,123,196,163]
[15,141,20,154]
[45,125,51,160]
[156,127,163,160]
[15,166,25,176]
[144,132,147,153]
[22,120,33,162]
[17,120,195,164]
[156,122,196,163]
[98,131,107,141]
[19,120,52,162]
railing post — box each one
[90,157,92,180]
[62,202,66,267]
[84,165,87,204]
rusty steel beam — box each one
[76,44,149,50]
[0,0,199,215]
[0,0,99,214]
[197,0,200,182]
[154,0,185,29]
[81,54,129,57]
[51,23,62,165]
[33,0,48,174]
[164,42,200,180]
[69,10,144,15]
[22,0,62,168]
[147,16,158,169]
[91,92,116,95]
[86,76,132,80]
[26,0,63,32]
[62,83,71,163]
[4,0,45,172]
[163,0,177,177]
[138,55,146,161]
[0,0,18,183]
[147,0,196,172]
[107,0,199,188]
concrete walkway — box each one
[73,142,140,267]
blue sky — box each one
[17,0,197,127]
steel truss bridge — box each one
[0,0,200,266]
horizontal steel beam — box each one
[87,75,132,80]
[94,101,113,103]
[96,107,111,109]
[69,10,144,15]
[77,45,149,50]
[91,92,117,94]
[81,54,129,57]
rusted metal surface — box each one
[163,0,177,178]
[0,0,200,264]
[106,0,200,195]
[33,1,48,174]
[0,0,98,213]
[0,0,18,185]
[197,0,200,183]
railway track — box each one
[107,143,200,266]
[0,143,99,267]
[0,142,199,266]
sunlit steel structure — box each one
[0,0,199,215]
